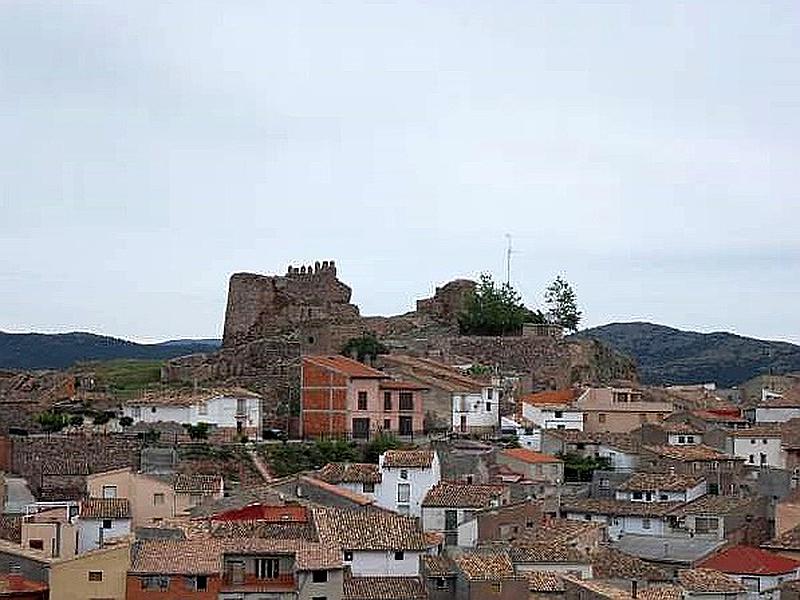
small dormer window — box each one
[344,551,353,562]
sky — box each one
[1,1,798,344]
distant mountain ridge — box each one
[0,331,221,371]
[574,322,800,387]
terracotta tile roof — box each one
[637,584,684,600]
[618,473,705,492]
[562,498,684,518]
[678,568,747,592]
[455,550,515,581]
[81,498,131,519]
[764,524,800,551]
[131,539,223,574]
[781,418,800,449]
[422,482,507,508]
[312,507,436,551]
[520,518,604,546]
[521,389,580,407]
[590,546,670,581]
[662,422,703,434]
[727,425,783,438]
[643,444,739,462]
[547,430,639,453]
[562,575,635,600]
[127,386,261,407]
[421,554,457,576]
[304,355,388,379]
[300,475,375,506]
[509,541,589,564]
[699,545,800,576]
[316,462,382,484]
[131,538,342,574]
[379,355,485,393]
[210,519,317,541]
[526,571,566,592]
[343,576,427,600]
[173,473,222,494]
[501,448,562,464]
[670,495,756,517]
[382,450,434,468]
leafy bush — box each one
[36,412,68,433]
[362,433,401,463]
[264,439,358,478]
[341,333,388,363]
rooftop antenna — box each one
[505,234,514,285]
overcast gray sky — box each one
[1,1,798,343]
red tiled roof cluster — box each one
[700,545,800,576]
[501,448,562,465]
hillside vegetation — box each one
[575,322,800,387]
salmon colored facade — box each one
[301,356,425,439]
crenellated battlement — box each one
[286,260,337,278]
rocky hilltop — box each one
[164,261,636,427]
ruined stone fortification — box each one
[164,261,636,428]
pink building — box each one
[301,355,426,439]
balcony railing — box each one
[222,573,295,591]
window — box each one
[749,454,755,463]
[383,419,391,430]
[151,407,157,413]
[399,416,413,436]
[153,493,165,506]
[236,398,247,415]
[399,391,413,411]
[344,551,353,562]
[257,558,280,579]
[397,483,410,503]
[384,392,392,411]
[142,576,161,590]
[394,551,405,560]
[488,388,494,400]
[436,577,447,590]
[760,453,768,465]
[599,478,610,489]
[557,424,565,429]
[751,439,756,444]
[312,570,328,583]
[598,413,606,424]
[400,469,408,480]
[29,539,44,550]
[198,402,208,415]
[132,407,141,419]
[687,436,695,443]
[632,491,643,500]
[357,391,368,410]
[102,519,112,529]
[641,518,651,530]
[554,411,563,418]
[678,436,685,443]
[311,597,328,600]
[195,575,208,591]
[659,494,668,501]
[763,439,768,444]
[492,582,502,593]
[363,482,375,493]
[695,517,719,534]
[88,571,103,582]
[486,402,492,412]
[102,485,117,499]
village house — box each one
[300,355,425,439]
[420,481,509,547]
[575,387,673,434]
[122,387,262,440]
[377,355,500,434]
[560,498,682,541]
[76,498,131,554]
[495,449,564,498]
[641,445,745,496]
[19,503,78,559]
[520,389,584,431]
[421,555,459,600]
[314,462,382,501]
[745,391,800,425]
[722,426,786,469]
[699,545,800,598]
[615,472,707,503]
[452,550,529,600]
[464,499,544,546]
[669,495,768,543]
[500,415,542,450]
[540,430,640,472]
[312,507,439,577]
[376,449,440,517]
[509,540,593,578]
[85,468,223,527]
[126,537,344,600]
[639,422,705,447]
[676,568,748,600]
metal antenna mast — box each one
[505,234,513,285]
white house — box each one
[561,498,680,541]
[122,388,262,439]
[597,442,640,472]
[726,427,786,469]
[421,482,509,547]
[314,463,382,500]
[312,506,438,577]
[376,450,440,517]
[452,385,500,434]
[521,390,584,431]
[76,498,132,553]
[615,473,707,503]
[501,416,542,451]
[700,545,800,599]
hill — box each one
[0,331,221,371]
[574,322,800,387]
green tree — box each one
[341,333,388,363]
[36,411,68,433]
[362,433,401,463]
[184,422,211,440]
[544,276,582,333]
[458,273,543,336]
